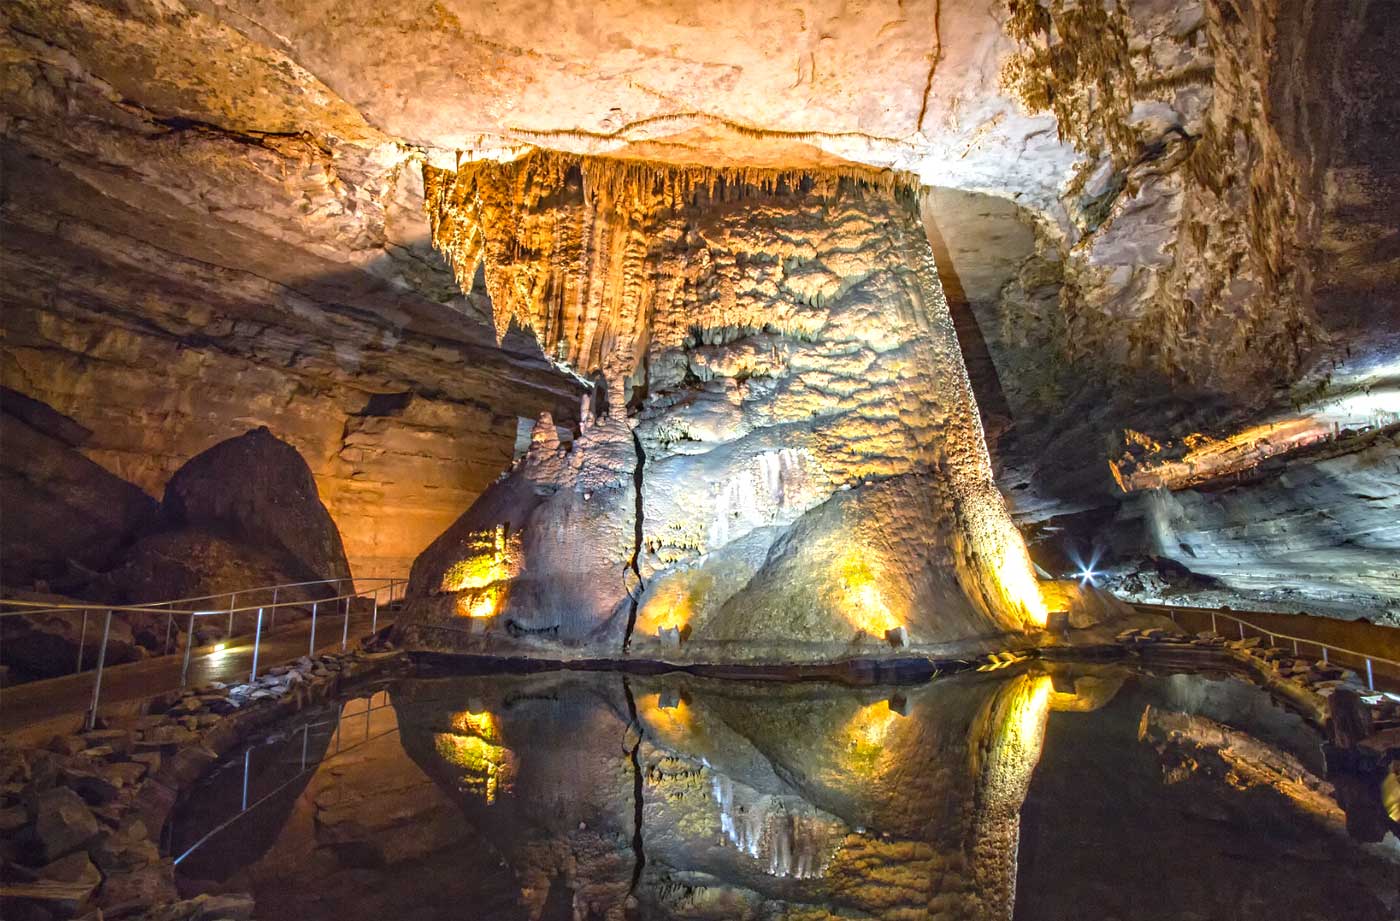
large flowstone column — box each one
[398,153,1046,662]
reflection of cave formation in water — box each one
[709,774,834,879]
[392,668,1088,920]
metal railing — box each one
[170,691,396,866]
[1,578,408,729]
[1137,602,1400,693]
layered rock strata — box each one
[401,155,1048,661]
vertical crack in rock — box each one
[622,428,647,655]
[407,151,1051,661]
[622,676,647,895]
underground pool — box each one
[168,663,1399,921]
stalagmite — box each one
[401,151,1049,661]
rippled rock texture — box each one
[399,155,1049,660]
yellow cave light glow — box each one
[637,590,693,635]
[456,585,503,619]
[992,531,1048,629]
[443,524,513,618]
[836,552,902,638]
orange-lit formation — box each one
[439,524,515,619]
[401,151,1057,662]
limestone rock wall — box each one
[0,391,158,588]
[401,155,1049,661]
[1,12,585,585]
[1107,430,1400,623]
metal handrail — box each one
[0,576,405,619]
[0,587,393,619]
[1,577,408,730]
[171,693,396,866]
[1137,602,1400,692]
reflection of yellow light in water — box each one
[637,693,694,736]
[451,709,499,740]
[844,699,901,765]
[1014,675,1053,742]
[836,552,901,637]
[438,708,511,804]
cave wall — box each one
[921,0,1400,621]
[0,15,584,586]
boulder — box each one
[162,427,352,587]
[94,529,330,637]
[38,850,102,902]
[0,389,158,589]
[33,787,99,861]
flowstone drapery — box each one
[399,152,1047,662]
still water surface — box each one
[172,665,1398,920]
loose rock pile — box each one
[0,636,403,920]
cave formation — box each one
[402,153,1046,659]
[2,3,1400,920]
[2,0,1398,666]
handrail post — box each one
[1292,638,1298,656]
[341,595,350,652]
[269,586,279,632]
[75,609,88,674]
[1322,646,1328,664]
[1239,622,1245,641]
[1210,612,1217,634]
[1366,659,1374,691]
[163,603,175,656]
[241,746,251,812]
[308,601,318,657]
[371,591,379,635]
[227,592,238,639]
[249,607,264,683]
[181,612,197,687]
[85,610,113,731]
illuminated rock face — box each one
[400,155,1046,660]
